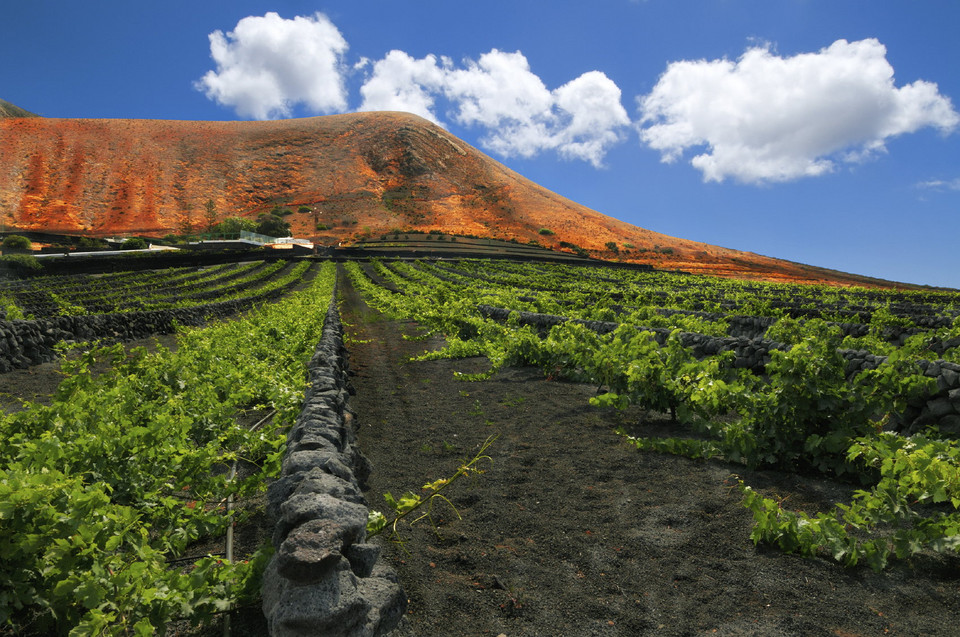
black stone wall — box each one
[262,283,405,636]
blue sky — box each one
[3,1,959,287]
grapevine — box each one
[346,257,960,570]
[0,262,336,634]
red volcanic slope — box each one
[0,111,906,286]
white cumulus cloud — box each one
[195,12,349,120]
[444,51,553,128]
[197,16,630,165]
[356,48,630,167]
[357,50,450,123]
[442,50,630,167]
[637,38,960,184]
[552,71,632,164]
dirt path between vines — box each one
[340,273,960,637]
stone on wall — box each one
[262,282,404,636]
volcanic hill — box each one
[0,99,38,119]
[0,107,902,286]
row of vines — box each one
[347,258,960,572]
[0,259,307,320]
[0,261,336,635]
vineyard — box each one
[3,255,960,635]
[348,259,960,560]
[345,258,960,635]
[0,259,336,635]
[0,259,313,373]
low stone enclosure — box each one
[262,284,405,636]
[477,305,960,437]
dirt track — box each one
[340,273,960,637]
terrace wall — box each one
[261,284,405,636]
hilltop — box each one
[0,99,38,119]
[0,110,906,286]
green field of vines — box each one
[347,258,960,572]
[4,253,960,634]
[0,261,335,635]
[0,259,310,320]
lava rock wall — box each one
[262,285,405,637]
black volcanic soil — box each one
[340,275,960,637]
